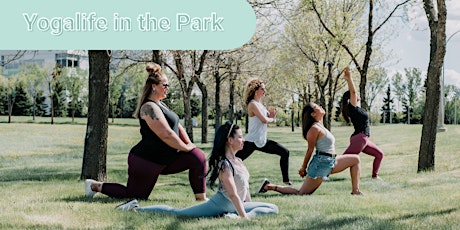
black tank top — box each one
[130,101,180,165]
[348,103,370,137]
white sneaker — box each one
[116,199,139,211]
[223,213,239,219]
[85,179,97,197]
[371,176,383,181]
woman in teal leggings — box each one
[116,122,278,219]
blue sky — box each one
[386,0,460,88]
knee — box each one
[354,155,361,164]
[189,148,207,168]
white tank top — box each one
[245,100,268,147]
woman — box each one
[341,67,384,180]
[115,122,279,219]
[258,103,362,195]
[85,63,207,201]
[235,78,291,185]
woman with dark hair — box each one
[341,67,384,180]
[236,78,291,185]
[258,103,362,195]
[85,63,207,201]
[115,122,278,219]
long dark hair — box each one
[341,91,351,123]
[301,103,315,140]
[207,121,240,189]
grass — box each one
[1,116,460,229]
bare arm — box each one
[178,123,192,145]
[140,102,195,152]
[248,102,275,124]
[344,67,358,107]
[298,125,320,177]
[219,167,248,219]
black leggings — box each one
[236,140,290,182]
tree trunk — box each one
[228,74,235,122]
[200,85,208,143]
[81,50,110,181]
[418,0,446,172]
[214,71,222,129]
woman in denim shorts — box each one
[258,102,363,195]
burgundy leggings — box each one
[101,148,207,199]
[343,133,384,178]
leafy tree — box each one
[444,85,460,124]
[310,0,411,111]
[62,67,87,122]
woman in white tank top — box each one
[236,78,291,185]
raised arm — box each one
[140,102,195,152]
[344,67,358,107]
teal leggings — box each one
[136,191,278,218]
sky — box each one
[386,0,460,88]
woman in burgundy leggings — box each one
[341,67,384,180]
[85,63,207,201]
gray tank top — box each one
[314,123,335,154]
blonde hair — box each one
[133,63,166,118]
[244,78,264,106]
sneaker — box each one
[322,176,330,182]
[371,176,383,181]
[223,213,239,219]
[257,178,270,193]
[85,179,97,197]
[116,199,139,211]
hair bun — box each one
[146,63,161,74]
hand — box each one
[185,143,196,152]
[298,168,307,178]
[344,67,351,81]
[268,107,277,118]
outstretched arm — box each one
[344,67,358,107]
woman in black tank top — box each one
[85,63,207,201]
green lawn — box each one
[1,116,460,229]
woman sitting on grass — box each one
[258,103,363,195]
[115,122,279,219]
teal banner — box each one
[1,0,256,50]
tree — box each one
[5,75,19,123]
[164,50,208,142]
[62,67,87,122]
[380,84,395,124]
[81,50,110,181]
[393,68,423,124]
[418,0,446,172]
[19,64,47,120]
[444,85,460,124]
[310,0,411,111]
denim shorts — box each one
[307,154,336,179]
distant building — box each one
[0,50,88,76]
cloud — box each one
[444,69,460,88]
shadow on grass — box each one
[0,167,79,182]
[302,207,458,229]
